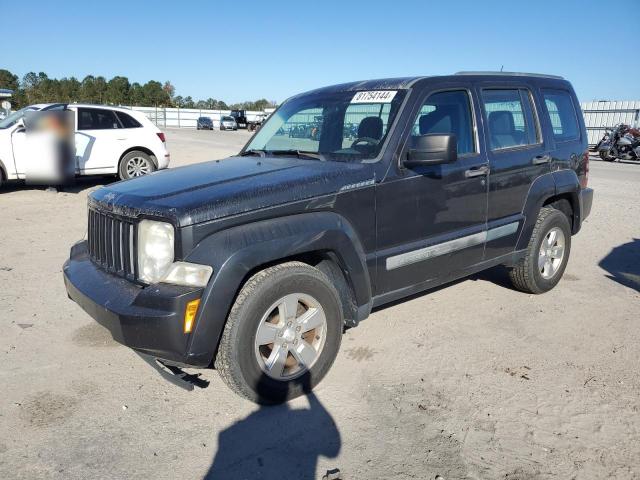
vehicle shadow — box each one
[599,238,640,292]
[0,175,115,194]
[204,375,341,480]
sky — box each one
[3,0,639,104]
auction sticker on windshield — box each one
[351,90,397,103]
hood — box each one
[89,156,373,226]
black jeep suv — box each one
[63,72,593,403]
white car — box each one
[0,103,170,186]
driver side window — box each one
[411,90,476,155]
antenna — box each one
[500,65,504,72]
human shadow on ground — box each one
[599,238,640,292]
[204,375,341,480]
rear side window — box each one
[482,89,539,150]
[78,108,121,130]
[115,111,142,128]
[542,89,580,142]
[411,90,475,155]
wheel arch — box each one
[119,147,158,169]
[183,212,372,366]
[516,170,582,250]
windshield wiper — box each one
[267,149,325,161]
[240,149,266,157]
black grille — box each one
[87,208,137,280]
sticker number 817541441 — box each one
[351,90,397,104]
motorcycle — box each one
[595,123,640,162]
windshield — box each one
[244,89,406,162]
[0,106,39,129]
[222,116,234,122]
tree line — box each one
[0,69,276,111]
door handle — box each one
[532,154,551,165]
[465,165,489,178]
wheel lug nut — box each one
[296,326,301,332]
[287,321,292,326]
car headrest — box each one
[488,111,516,135]
[358,116,383,140]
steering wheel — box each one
[351,137,379,149]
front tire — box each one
[215,262,343,404]
[118,151,156,180]
[509,207,571,294]
[600,151,615,161]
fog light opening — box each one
[184,299,201,334]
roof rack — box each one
[454,71,564,80]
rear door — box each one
[375,85,489,297]
[75,107,125,173]
[479,85,550,260]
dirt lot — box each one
[1,128,639,479]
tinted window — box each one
[542,89,580,142]
[411,90,475,155]
[78,108,120,130]
[115,111,142,128]
[482,89,539,150]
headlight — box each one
[137,220,175,284]
[137,220,213,287]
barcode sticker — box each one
[351,90,397,104]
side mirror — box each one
[405,133,457,167]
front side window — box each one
[245,89,407,162]
[542,89,580,142]
[410,90,476,155]
[78,108,120,130]
[482,89,539,150]
[0,106,39,129]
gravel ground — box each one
[1,128,639,480]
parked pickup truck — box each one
[63,72,593,404]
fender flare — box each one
[184,211,372,366]
[516,170,581,251]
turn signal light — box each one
[184,299,200,334]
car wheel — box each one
[118,151,156,180]
[216,261,343,404]
[509,206,571,294]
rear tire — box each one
[118,151,156,180]
[215,262,343,404]
[509,207,571,294]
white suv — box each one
[0,103,170,186]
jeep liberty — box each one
[63,72,593,403]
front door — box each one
[375,88,489,298]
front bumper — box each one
[63,241,206,367]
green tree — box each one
[183,96,195,109]
[129,82,143,106]
[142,80,169,106]
[106,76,130,105]
[0,69,19,91]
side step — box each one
[137,353,210,391]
